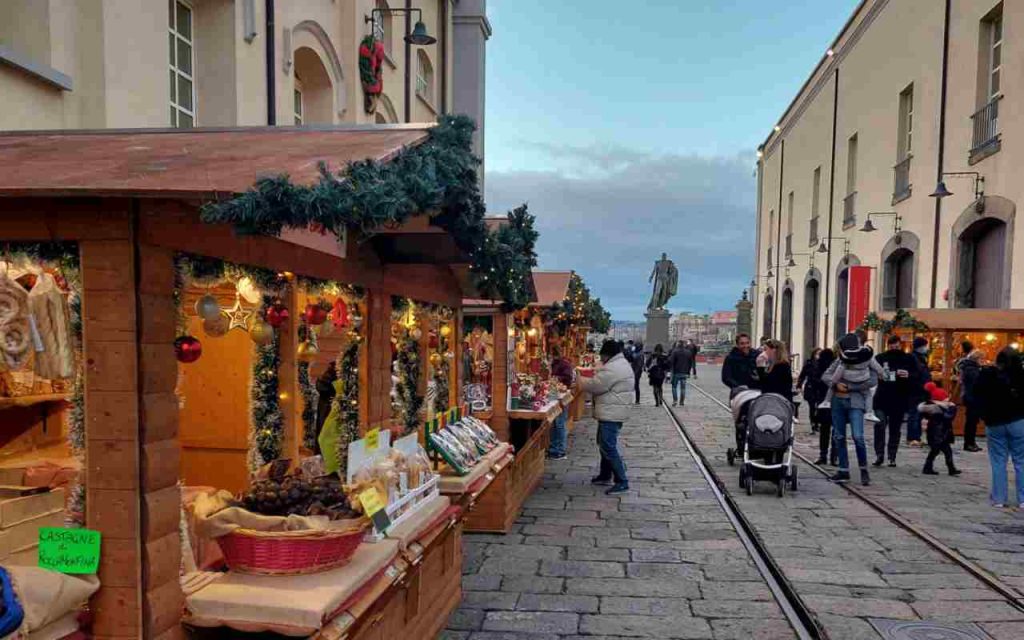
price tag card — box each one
[358,488,392,533]
[38,527,101,574]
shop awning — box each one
[882,309,1024,331]
[530,271,573,307]
[0,125,430,198]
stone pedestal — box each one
[644,309,671,351]
[736,291,753,338]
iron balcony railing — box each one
[970,96,1002,157]
[893,155,912,201]
[809,216,819,246]
[843,191,857,227]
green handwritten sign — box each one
[38,527,101,574]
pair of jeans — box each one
[963,403,981,448]
[597,420,627,484]
[652,384,665,407]
[671,373,689,405]
[874,407,904,462]
[986,418,1024,505]
[906,403,923,442]
[831,397,867,472]
[548,410,568,457]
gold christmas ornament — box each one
[429,352,443,367]
[225,295,255,331]
[202,314,229,338]
[410,327,423,341]
[248,318,274,345]
[195,294,221,321]
[439,325,452,338]
[296,340,319,363]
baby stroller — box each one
[726,388,798,497]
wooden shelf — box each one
[0,393,71,410]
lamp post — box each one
[929,171,984,202]
[365,7,437,123]
[860,211,903,237]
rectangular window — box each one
[293,85,303,126]
[169,0,195,128]
[898,84,914,159]
[811,167,821,218]
[846,134,858,194]
[787,191,795,232]
[988,14,1002,101]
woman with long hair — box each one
[974,346,1024,507]
[755,339,794,402]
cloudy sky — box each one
[483,0,857,320]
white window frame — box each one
[811,167,821,218]
[898,84,914,159]
[294,78,304,126]
[169,0,196,128]
[375,0,393,59]
[416,50,433,106]
[988,14,1002,102]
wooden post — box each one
[278,287,300,462]
[366,290,393,429]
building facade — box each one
[1,0,488,142]
[752,0,1020,361]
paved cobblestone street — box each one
[443,390,797,640]
[677,367,1024,640]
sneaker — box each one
[605,483,630,495]
[872,457,884,467]
[547,453,567,460]
[865,412,880,423]
[793,416,802,424]
[922,468,939,475]
[888,460,897,467]
[949,469,962,476]
[829,471,851,483]
[591,476,613,486]
[993,503,1006,508]
[860,469,871,486]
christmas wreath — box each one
[859,309,929,335]
[359,35,385,114]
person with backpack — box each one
[646,344,670,407]
[973,347,1024,508]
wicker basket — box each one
[217,519,369,576]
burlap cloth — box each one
[1,566,99,638]
[192,490,337,539]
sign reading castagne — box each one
[38,527,102,574]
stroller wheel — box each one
[777,479,785,498]
[744,464,753,495]
[790,466,799,491]
[738,465,747,489]
[727,448,735,466]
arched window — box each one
[835,267,849,339]
[780,286,794,352]
[957,219,1008,308]
[803,275,820,357]
[374,0,393,58]
[882,248,914,310]
[293,47,332,124]
[762,293,774,340]
[416,50,434,105]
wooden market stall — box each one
[0,121,532,639]
[880,309,1024,436]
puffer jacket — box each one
[579,353,634,424]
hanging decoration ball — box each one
[174,335,203,364]
[202,314,230,338]
[429,352,443,367]
[410,327,423,341]
[296,340,320,363]
[304,303,328,326]
[265,303,290,328]
[444,351,455,360]
[351,312,364,330]
[331,299,349,329]
[439,325,452,338]
[236,277,262,304]
[195,294,221,321]
[248,318,275,345]
[429,333,439,349]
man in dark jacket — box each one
[722,333,758,390]
[630,341,645,404]
[872,335,916,466]
[906,336,932,445]
[958,350,984,452]
[668,341,695,407]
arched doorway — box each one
[780,284,794,352]
[803,269,821,357]
[880,232,919,311]
[762,291,774,340]
[294,47,333,124]
[834,255,861,340]
[950,196,1015,309]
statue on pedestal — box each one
[647,253,678,311]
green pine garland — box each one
[433,324,450,416]
[251,295,284,468]
[199,116,538,310]
[334,340,361,478]
[859,309,929,335]
[298,324,318,450]
[540,272,611,334]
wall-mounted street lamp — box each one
[929,171,984,202]
[366,7,436,45]
[860,211,903,235]
[816,236,850,257]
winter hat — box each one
[924,381,948,402]
[912,336,929,351]
[837,333,860,352]
[838,332,873,365]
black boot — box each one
[948,467,962,476]
[922,466,939,475]
[860,468,871,486]
[872,456,884,467]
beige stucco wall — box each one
[0,0,454,130]
[754,0,1021,360]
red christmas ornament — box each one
[174,335,203,364]
[429,333,439,349]
[265,303,290,328]
[304,303,328,326]
[331,299,349,329]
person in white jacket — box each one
[576,339,634,495]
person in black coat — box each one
[958,350,984,452]
[872,335,917,466]
[798,348,822,432]
[973,347,1024,507]
[646,344,670,407]
[905,336,932,445]
[722,333,758,390]
[630,341,645,404]
[812,348,837,465]
[753,339,794,402]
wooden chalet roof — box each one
[531,270,572,307]
[0,124,430,198]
